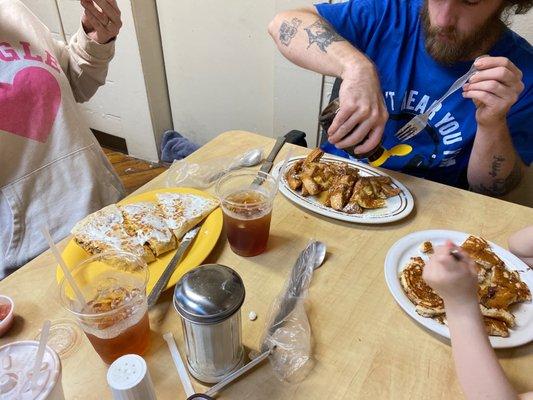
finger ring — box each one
[106,19,112,27]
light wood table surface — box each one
[1,131,532,400]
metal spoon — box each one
[236,148,263,167]
[312,241,327,270]
[206,148,263,184]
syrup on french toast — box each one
[285,149,401,213]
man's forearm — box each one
[468,121,524,196]
[268,8,372,80]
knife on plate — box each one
[147,226,201,308]
[252,130,305,186]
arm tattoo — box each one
[488,155,505,178]
[279,18,302,46]
[304,19,345,53]
[471,155,523,196]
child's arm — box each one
[423,242,520,400]
[446,299,517,400]
[508,226,533,268]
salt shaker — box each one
[107,354,157,400]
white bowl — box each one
[0,295,14,337]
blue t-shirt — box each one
[316,0,533,188]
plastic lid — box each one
[173,264,245,324]
[0,341,61,400]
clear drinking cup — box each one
[58,251,150,364]
[216,171,278,257]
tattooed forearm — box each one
[471,155,523,196]
[304,19,345,53]
[279,18,302,46]
[488,155,505,178]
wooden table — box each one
[1,131,532,399]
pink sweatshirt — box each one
[0,0,125,277]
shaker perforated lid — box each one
[107,354,156,400]
[173,264,245,324]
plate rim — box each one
[273,154,414,224]
[55,187,223,291]
[384,229,533,349]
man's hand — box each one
[423,241,478,308]
[463,56,524,127]
[327,63,388,155]
[81,0,122,44]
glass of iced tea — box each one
[216,170,278,257]
[59,251,150,364]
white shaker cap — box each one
[107,354,157,400]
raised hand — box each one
[463,56,525,127]
[81,0,122,44]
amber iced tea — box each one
[59,251,150,364]
[217,171,278,257]
[224,190,273,256]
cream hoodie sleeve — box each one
[51,26,115,103]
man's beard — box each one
[421,2,505,65]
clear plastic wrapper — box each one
[261,241,322,383]
[165,148,263,189]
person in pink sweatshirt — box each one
[0,0,125,278]
[424,241,532,400]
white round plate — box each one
[273,154,414,224]
[385,229,533,348]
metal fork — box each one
[395,62,478,142]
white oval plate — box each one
[385,229,533,348]
[273,155,414,224]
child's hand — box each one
[423,240,478,308]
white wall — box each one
[156,0,323,147]
[511,13,533,42]
[21,0,171,162]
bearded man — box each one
[268,0,532,195]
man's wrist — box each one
[476,116,508,133]
[340,52,374,80]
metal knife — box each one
[251,130,305,186]
[147,226,201,308]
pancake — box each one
[461,235,505,269]
[400,257,445,317]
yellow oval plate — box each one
[56,187,223,293]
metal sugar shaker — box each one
[173,264,245,383]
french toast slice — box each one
[286,159,304,191]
